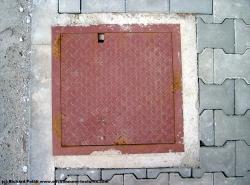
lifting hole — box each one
[98,33,105,43]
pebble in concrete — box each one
[170,0,212,14]
[235,19,250,54]
[124,173,169,185]
[126,0,169,12]
[192,141,236,177]
[214,172,250,185]
[169,173,213,185]
[235,79,250,115]
[78,175,123,185]
[199,79,234,115]
[55,168,101,181]
[236,141,250,177]
[81,0,125,13]
[215,110,250,146]
[214,49,250,84]
[58,0,80,13]
[147,168,191,178]
[213,0,250,24]
[200,110,214,146]
[198,48,214,84]
[197,18,235,53]
[102,169,146,180]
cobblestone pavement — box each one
[0,0,31,182]
[55,0,250,184]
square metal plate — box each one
[52,25,184,155]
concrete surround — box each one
[30,0,199,180]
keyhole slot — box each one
[98,33,105,43]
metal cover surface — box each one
[52,25,184,155]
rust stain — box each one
[52,36,61,59]
[173,75,182,92]
[114,136,128,145]
[53,115,61,139]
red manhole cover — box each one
[52,25,184,155]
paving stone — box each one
[197,15,214,23]
[169,173,213,185]
[197,18,235,54]
[30,45,54,180]
[235,19,250,54]
[102,169,146,180]
[126,0,169,12]
[236,141,250,177]
[81,0,125,13]
[58,0,80,13]
[215,110,250,146]
[192,141,236,177]
[213,0,250,24]
[199,49,250,84]
[57,175,78,185]
[214,172,250,185]
[199,79,234,114]
[55,168,101,181]
[170,0,212,14]
[78,175,123,185]
[32,0,57,44]
[198,48,214,84]
[147,168,191,178]
[124,173,169,185]
[235,79,250,115]
[200,110,214,146]
[214,49,250,84]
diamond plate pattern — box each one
[52,25,183,155]
[61,32,175,146]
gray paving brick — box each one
[102,169,146,180]
[57,175,78,185]
[197,15,214,23]
[235,19,250,54]
[235,79,250,115]
[199,79,234,114]
[81,0,125,13]
[199,49,250,84]
[192,141,236,177]
[214,49,250,84]
[169,173,213,185]
[215,110,250,146]
[59,0,80,13]
[214,172,250,185]
[197,0,250,25]
[236,141,250,177]
[213,0,250,24]
[55,168,101,181]
[126,0,169,12]
[124,173,169,185]
[198,48,214,84]
[32,1,56,45]
[200,110,214,146]
[170,0,212,14]
[147,168,191,178]
[78,175,123,185]
[197,18,235,54]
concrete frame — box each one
[30,0,199,180]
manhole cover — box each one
[52,25,184,155]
